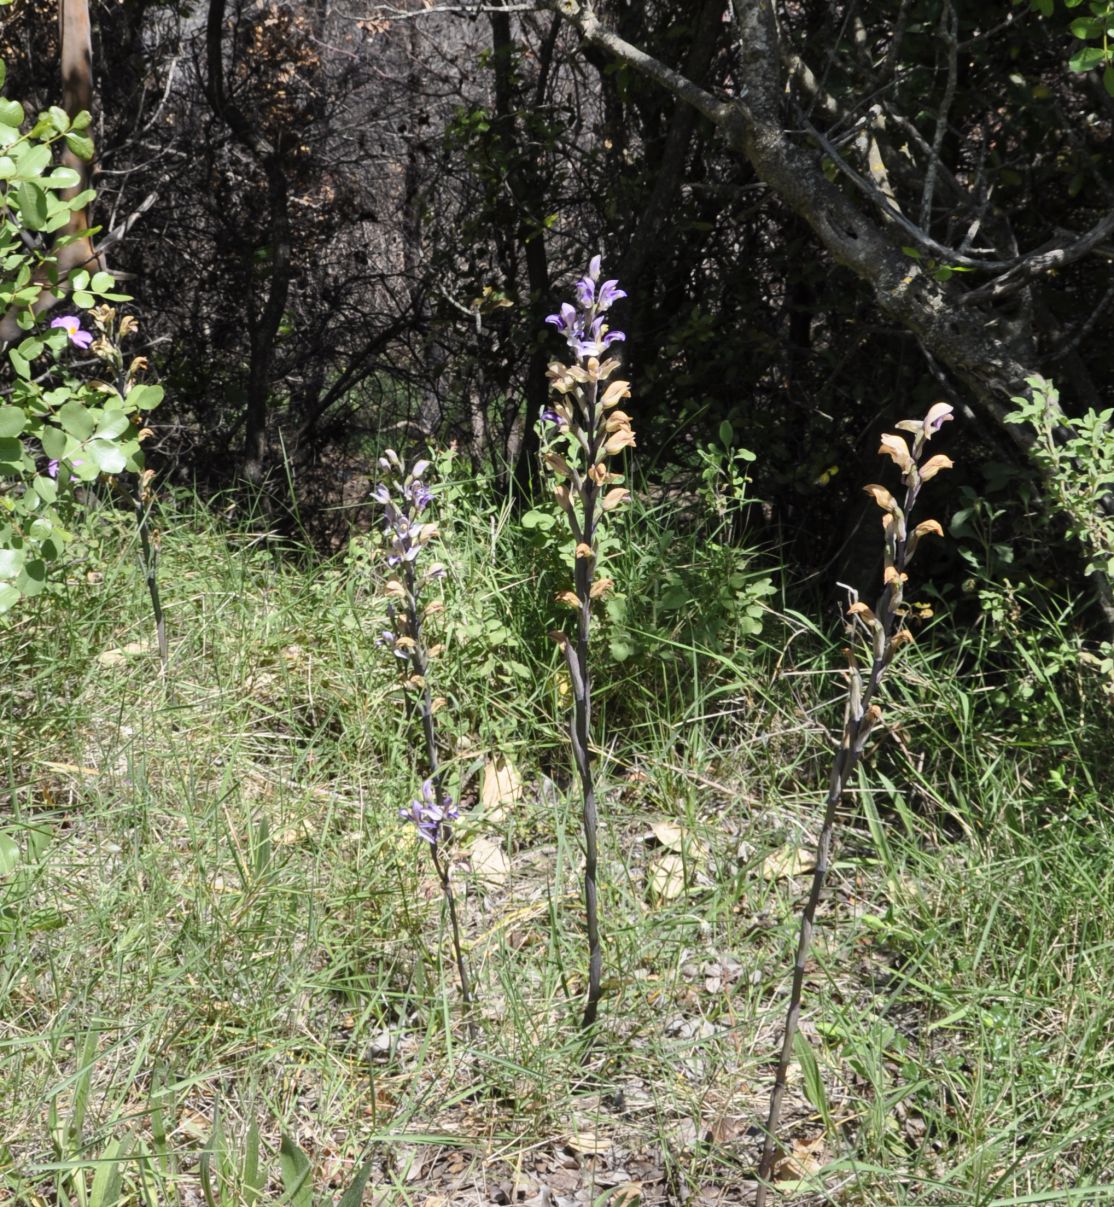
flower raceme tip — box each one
[545,253,627,361]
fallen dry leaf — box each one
[761,845,816,880]
[481,754,523,823]
[648,853,686,901]
[469,836,510,888]
[566,1131,613,1155]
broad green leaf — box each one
[95,410,131,440]
[0,98,24,127]
[0,155,14,179]
[89,1138,127,1207]
[58,401,95,440]
[0,583,20,611]
[47,105,70,133]
[32,475,57,504]
[0,406,25,438]
[70,269,91,291]
[44,166,81,191]
[64,131,94,160]
[336,1158,376,1207]
[0,437,25,474]
[7,347,29,381]
[72,289,95,309]
[0,547,27,579]
[16,337,43,361]
[16,558,47,596]
[73,455,101,482]
[40,426,67,459]
[16,180,48,230]
[126,383,164,411]
[0,831,19,874]
[14,142,50,179]
[278,1135,313,1207]
[87,439,126,474]
[90,270,115,293]
[1069,45,1107,71]
[243,1121,264,1206]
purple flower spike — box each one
[545,256,626,363]
[51,315,93,350]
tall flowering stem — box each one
[541,256,633,1031]
[375,452,472,1009]
[755,403,955,1203]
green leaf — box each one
[58,401,95,440]
[87,439,126,474]
[44,166,81,191]
[243,1121,264,1207]
[47,105,70,133]
[278,1135,313,1207]
[33,475,58,504]
[72,289,95,309]
[40,426,67,459]
[16,180,48,231]
[336,1158,376,1207]
[126,383,164,411]
[1069,45,1107,71]
[7,347,29,381]
[90,270,115,293]
[17,337,43,362]
[13,143,51,181]
[0,437,26,475]
[794,1031,834,1134]
[717,419,733,447]
[73,453,102,481]
[0,547,27,579]
[0,98,24,128]
[95,410,131,440]
[64,131,94,160]
[0,406,25,438]
[521,508,556,531]
[0,155,15,180]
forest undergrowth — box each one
[1,478,1113,1207]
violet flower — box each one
[51,315,93,350]
[399,778,460,845]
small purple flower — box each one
[597,280,627,311]
[47,459,60,478]
[540,408,564,426]
[399,778,460,844]
[51,315,93,350]
[545,302,579,338]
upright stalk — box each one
[755,404,956,1202]
[540,256,633,1032]
[134,472,170,681]
[377,453,472,1011]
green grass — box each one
[1,483,1113,1206]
